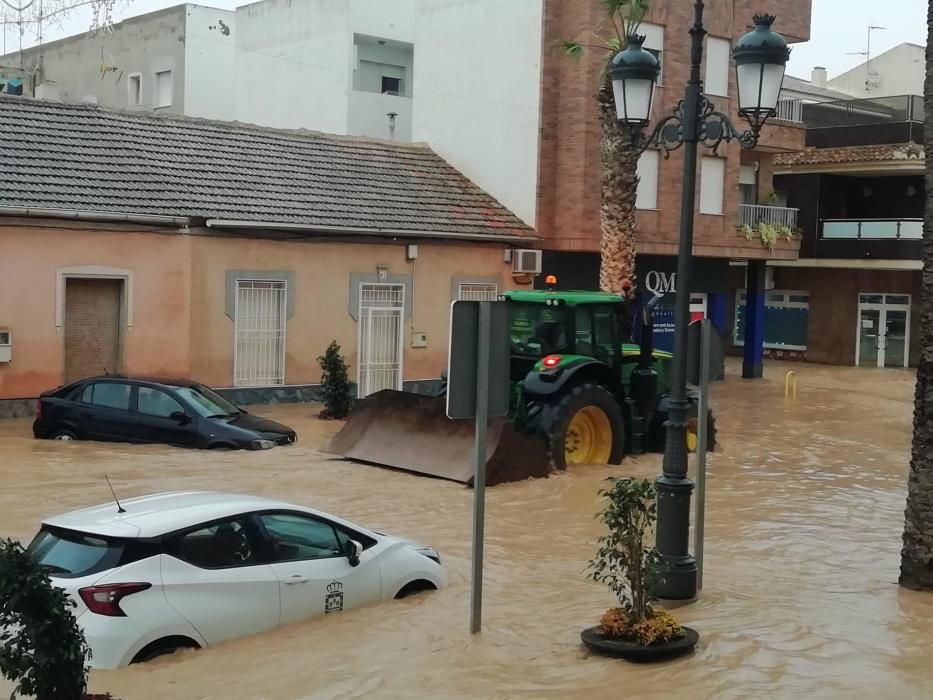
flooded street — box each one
[1,361,930,699]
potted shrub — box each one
[0,539,115,699]
[581,478,699,661]
[317,340,353,420]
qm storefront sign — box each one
[635,256,729,353]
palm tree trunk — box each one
[900,1,933,590]
[597,73,640,297]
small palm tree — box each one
[562,0,651,296]
[900,0,933,590]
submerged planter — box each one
[581,625,699,662]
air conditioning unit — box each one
[512,249,542,275]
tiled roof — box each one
[774,142,924,167]
[0,96,533,239]
[781,75,852,101]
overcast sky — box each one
[3,0,928,81]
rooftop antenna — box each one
[847,25,884,91]
[104,474,126,514]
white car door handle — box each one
[283,575,309,585]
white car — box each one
[27,491,446,669]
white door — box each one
[255,513,382,625]
[856,294,911,368]
[160,517,281,645]
[358,283,404,397]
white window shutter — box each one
[704,37,731,97]
[636,150,659,210]
[699,157,725,215]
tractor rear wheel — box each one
[546,383,624,470]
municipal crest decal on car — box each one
[325,580,344,614]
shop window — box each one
[733,290,809,351]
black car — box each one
[33,376,297,450]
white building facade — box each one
[233,0,543,226]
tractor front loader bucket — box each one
[327,390,553,486]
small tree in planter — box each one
[581,478,698,661]
[317,340,353,420]
[0,539,114,699]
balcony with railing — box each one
[821,219,922,240]
[774,97,804,124]
[801,94,924,147]
[738,204,800,230]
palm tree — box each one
[562,0,650,296]
[900,0,933,591]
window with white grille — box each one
[358,283,404,397]
[458,282,499,301]
[234,280,286,387]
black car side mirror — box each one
[345,539,363,567]
[170,411,191,425]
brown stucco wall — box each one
[189,235,516,388]
[0,223,518,400]
[0,223,192,399]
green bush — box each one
[587,478,684,644]
[0,538,91,700]
[317,340,353,419]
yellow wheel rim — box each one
[564,406,613,465]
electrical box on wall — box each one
[0,330,11,363]
[411,331,428,348]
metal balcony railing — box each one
[775,98,804,123]
[821,219,923,240]
[738,204,799,230]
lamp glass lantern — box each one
[609,35,661,127]
[733,14,791,122]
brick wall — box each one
[537,0,812,260]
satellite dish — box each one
[80,94,99,104]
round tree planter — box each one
[581,626,699,662]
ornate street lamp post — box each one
[609,3,790,600]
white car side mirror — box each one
[346,540,363,567]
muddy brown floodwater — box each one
[1,361,932,699]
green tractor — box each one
[329,289,715,485]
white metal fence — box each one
[358,283,404,397]
[458,282,499,301]
[775,97,804,123]
[234,280,287,387]
[738,204,799,230]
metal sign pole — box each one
[695,319,711,591]
[470,301,491,634]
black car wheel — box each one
[50,428,78,441]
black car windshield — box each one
[509,303,571,357]
[28,527,124,579]
[173,385,242,418]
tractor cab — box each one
[501,288,664,388]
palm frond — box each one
[559,40,584,59]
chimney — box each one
[387,111,398,141]
[811,66,827,88]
